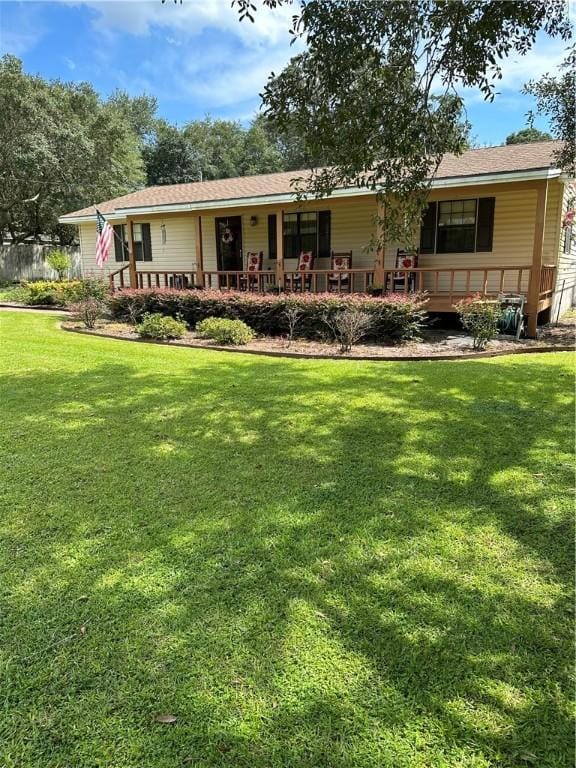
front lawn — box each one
[0,310,573,768]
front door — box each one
[216,216,243,272]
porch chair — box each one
[327,251,353,292]
[240,251,263,291]
[388,249,419,293]
[285,251,315,291]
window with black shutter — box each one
[268,214,277,259]
[419,202,437,254]
[318,210,331,258]
[476,197,495,252]
[419,197,495,254]
[113,224,128,262]
[132,223,152,261]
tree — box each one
[505,127,553,144]
[524,46,575,175]
[232,0,571,244]
[108,90,159,149]
[240,118,285,175]
[183,117,246,180]
[144,122,202,185]
[0,55,145,244]
[46,249,71,280]
[182,116,288,180]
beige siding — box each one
[191,199,377,274]
[552,181,576,319]
[77,180,566,299]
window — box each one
[437,199,477,253]
[267,211,331,259]
[420,197,495,254]
[113,223,152,261]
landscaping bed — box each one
[62,317,575,359]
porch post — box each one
[275,208,284,289]
[527,180,548,337]
[126,216,137,288]
[374,199,385,285]
[195,215,204,287]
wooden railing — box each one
[109,266,555,312]
[202,270,277,291]
[108,264,130,291]
[283,269,375,293]
[134,270,197,290]
[380,265,533,300]
[538,264,556,300]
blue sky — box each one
[0,0,572,143]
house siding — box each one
[77,179,567,303]
[552,181,576,320]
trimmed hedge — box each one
[109,289,427,342]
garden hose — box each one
[498,306,520,335]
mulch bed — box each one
[60,318,575,361]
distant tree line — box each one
[2,27,572,246]
[0,55,311,244]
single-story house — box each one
[60,141,576,335]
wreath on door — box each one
[221,226,234,244]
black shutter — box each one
[142,223,153,261]
[419,202,437,254]
[476,197,495,252]
[268,214,277,259]
[564,225,572,254]
[113,225,125,262]
[318,210,331,258]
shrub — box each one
[454,295,501,350]
[196,317,255,345]
[0,284,32,303]
[136,313,187,340]
[46,250,71,280]
[109,289,427,343]
[323,308,374,353]
[23,279,108,306]
[69,298,106,329]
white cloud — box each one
[76,0,295,48]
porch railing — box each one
[538,264,556,300]
[282,269,375,293]
[202,270,277,291]
[108,265,555,310]
[380,265,533,301]
[108,264,130,290]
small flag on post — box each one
[95,209,113,267]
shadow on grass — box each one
[0,333,573,768]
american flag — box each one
[95,209,113,267]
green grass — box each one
[0,310,573,768]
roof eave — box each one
[58,167,563,224]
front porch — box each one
[109,263,556,321]
[107,179,557,335]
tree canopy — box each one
[0,55,145,244]
[505,127,553,144]
[524,46,575,176]
[236,0,572,243]
[0,57,301,242]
